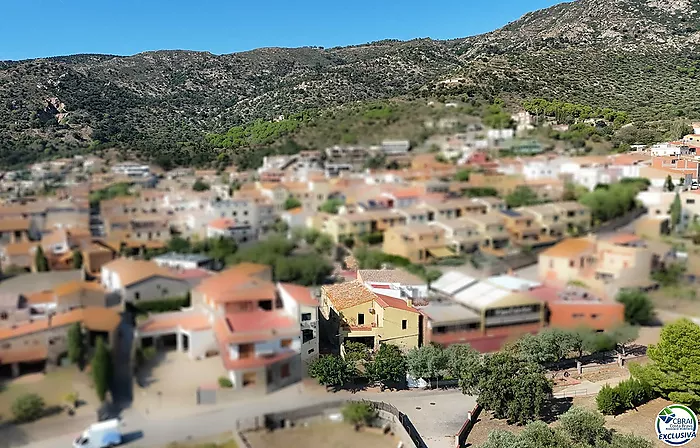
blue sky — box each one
[1,0,565,61]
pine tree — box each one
[67,323,85,365]
[91,337,112,402]
[670,192,682,230]
[34,246,49,272]
[665,175,675,192]
[72,249,84,269]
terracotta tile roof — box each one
[25,290,55,305]
[0,218,30,232]
[102,258,181,287]
[374,294,419,314]
[385,187,424,199]
[606,233,642,245]
[195,263,274,303]
[53,281,104,298]
[286,207,304,215]
[0,346,49,365]
[278,283,317,306]
[2,241,36,257]
[208,218,237,230]
[0,307,119,341]
[541,237,596,258]
[138,311,210,334]
[357,269,425,285]
[213,311,298,345]
[220,345,296,371]
[322,280,376,310]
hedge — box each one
[129,295,190,314]
[596,379,655,415]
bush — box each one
[218,377,233,388]
[342,402,377,427]
[12,393,45,423]
[130,296,190,314]
[597,379,653,415]
[596,384,621,415]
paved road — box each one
[19,387,474,448]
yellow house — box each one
[382,224,454,263]
[320,280,421,352]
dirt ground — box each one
[134,350,228,416]
[244,421,399,448]
[0,368,84,421]
[574,396,672,447]
[166,432,238,448]
[650,287,700,317]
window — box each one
[569,260,575,268]
[301,313,312,321]
[243,372,257,386]
[239,344,254,359]
[688,199,696,205]
[591,314,599,320]
[134,292,141,300]
[402,320,407,330]
[280,362,291,379]
[302,329,314,344]
[357,313,365,325]
[573,313,584,319]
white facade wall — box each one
[185,328,217,360]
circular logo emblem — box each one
[656,404,698,446]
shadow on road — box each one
[0,421,30,447]
[122,430,144,444]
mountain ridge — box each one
[1,0,700,167]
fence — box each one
[454,404,481,448]
[238,399,428,448]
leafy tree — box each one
[558,407,610,446]
[167,236,191,253]
[313,234,334,256]
[445,344,482,393]
[12,394,45,423]
[630,318,700,409]
[475,352,552,424]
[609,324,639,356]
[341,402,377,427]
[505,186,539,208]
[67,323,85,365]
[308,355,354,387]
[284,197,302,210]
[218,377,233,388]
[91,337,112,402]
[365,344,407,388]
[480,430,519,448]
[406,344,448,386]
[670,192,681,229]
[651,263,685,287]
[302,228,321,245]
[207,236,238,263]
[668,120,693,140]
[344,341,371,363]
[516,420,569,448]
[616,290,654,325]
[71,249,84,269]
[34,245,49,272]
[665,175,675,192]
[454,169,471,182]
[319,198,344,214]
[597,384,622,415]
[608,433,654,448]
[192,178,210,191]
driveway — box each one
[19,387,476,448]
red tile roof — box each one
[374,294,420,314]
[208,218,237,230]
[138,311,211,334]
[195,263,274,303]
[219,344,296,371]
[278,283,317,307]
[606,233,642,245]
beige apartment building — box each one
[382,224,454,263]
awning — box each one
[427,247,455,258]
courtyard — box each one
[134,350,227,417]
